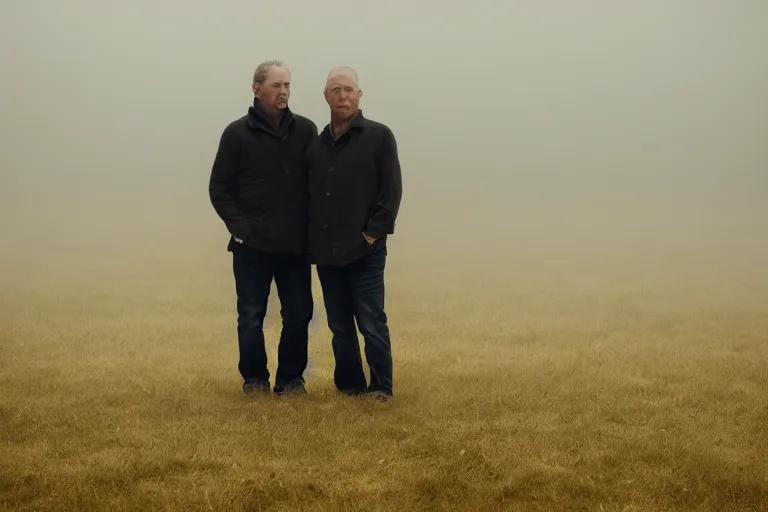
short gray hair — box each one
[253,60,289,85]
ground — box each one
[1,222,766,511]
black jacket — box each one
[306,110,403,266]
[209,99,317,254]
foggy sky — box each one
[1,0,766,248]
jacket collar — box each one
[324,109,366,142]
[247,97,295,137]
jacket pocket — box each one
[226,218,251,241]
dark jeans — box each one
[316,240,392,395]
[231,243,313,387]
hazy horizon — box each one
[1,0,766,260]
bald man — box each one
[305,67,403,401]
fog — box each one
[1,0,766,259]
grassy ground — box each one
[1,224,766,511]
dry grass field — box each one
[1,219,766,511]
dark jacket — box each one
[306,110,403,266]
[209,99,318,254]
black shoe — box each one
[365,386,392,402]
[338,388,367,396]
[274,379,307,395]
[367,390,391,402]
[242,379,271,396]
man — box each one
[209,60,318,396]
[305,67,403,401]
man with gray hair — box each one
[209,60,318,396]
[306,66,403,401]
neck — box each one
[254,98,284,125]
[266,110,283,127]
[262,106,283,123]
[331,111,357,136]
[331,118,351,136]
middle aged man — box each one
[209,60,318,396]
[306,67,403,401]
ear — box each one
[252,83,259,97]
[359,88,363,98]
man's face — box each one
[253,66,290,113]
[324,73,362,120]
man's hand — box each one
[362,232,377,245]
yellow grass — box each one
[1,222,766,511]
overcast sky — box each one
[1,0,766,244]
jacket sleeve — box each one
[209,126,247,236]
[300,120,319,170]
[365,127,403,239]
[307,120,319,140]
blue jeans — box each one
[231,243,313,387]
[316,240,393,395]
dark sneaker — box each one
[274,379,307,395]
[242,380,271,395]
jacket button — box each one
[329,166,335,172]
[326,192,331,196]
[323,224,328,229]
